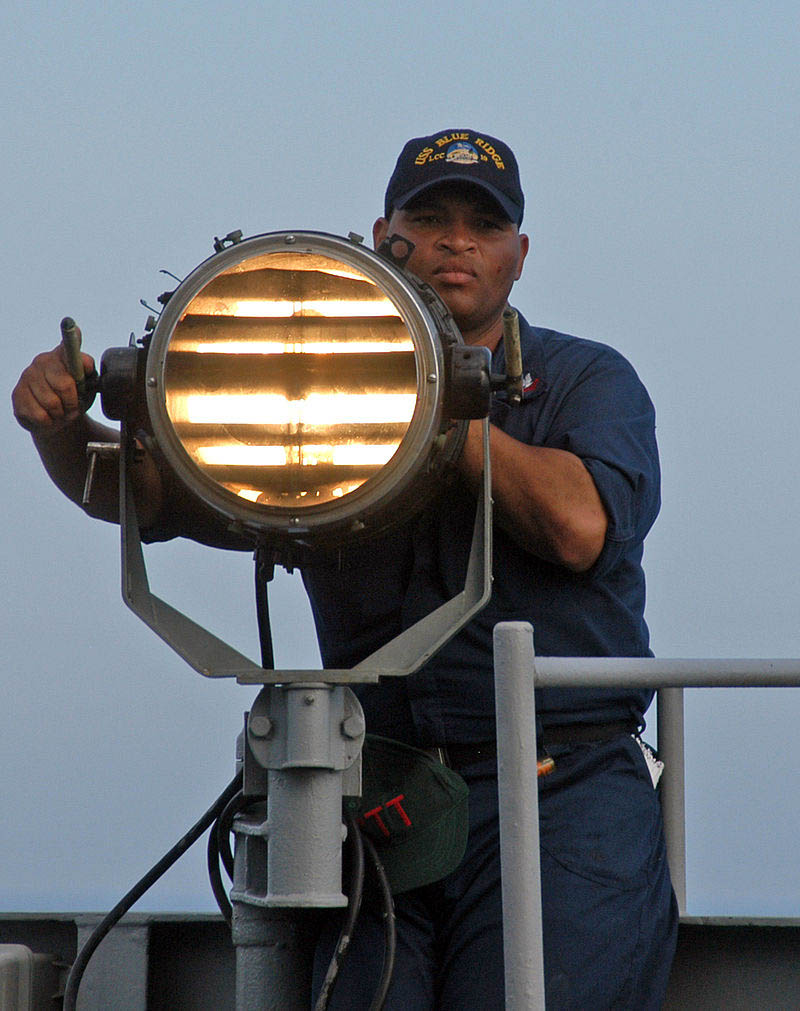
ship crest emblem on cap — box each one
[446,141,479,165]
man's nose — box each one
[436,221,476,251]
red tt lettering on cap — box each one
[361,805,390,838]
[384,794,412,827]
[360,795,413,838]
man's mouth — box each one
[432,263,476,285]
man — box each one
[13,129,677,1008]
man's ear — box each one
[515,232,530,280]
[372,217,390,250]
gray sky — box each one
[3,2,800,915]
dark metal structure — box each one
[3,913,800,1009]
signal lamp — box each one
[131,231,489,550]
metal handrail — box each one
[493,622,800,1010]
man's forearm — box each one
[458,420,608,572]
[32,416,162,527]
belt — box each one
[424,742,496,771]
[426,720,638,772]
[540,719,639,745]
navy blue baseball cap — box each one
[384,128,524,225]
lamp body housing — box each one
[100,230,487,552]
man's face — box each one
[373,182,529,346]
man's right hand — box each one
[12,345,96,438]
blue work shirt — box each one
[302,313,661,745]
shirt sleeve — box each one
[542,346,661,577]
[140,455,254,551]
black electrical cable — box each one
[207,790,268,924]
[62,772,242,1011]
[216,789,256,879]
[314,807,366,1011]
[362,834,397,1011]
[315,818,397,1010]
[207,814,233,925]
[254,545,275,669]
[217,801,235,881]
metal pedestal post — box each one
[230,683,364,1009]
[231,896,317,1011]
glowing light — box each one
[196,446,287,466]
[181,339,414,355]
[329,444,397,466]
[152,240,455,515]
[176,393,417,427]
[194,443,399,468]
[185,298,401,318]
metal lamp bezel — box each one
[145,230,464,542]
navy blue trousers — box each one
[313,735,678,1009]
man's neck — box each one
[461,316,505,352]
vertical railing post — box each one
[494,621,546,1010]
[657,687,687,915]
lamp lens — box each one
[163,252,417,508]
